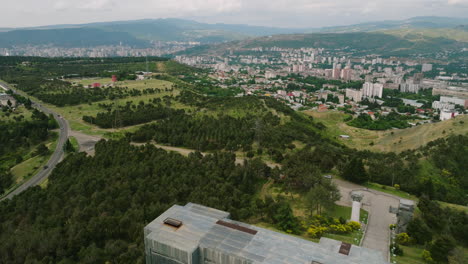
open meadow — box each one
[35,78,190,137]
[303,110,468,152]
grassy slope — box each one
[69,77,174,90]
[31,79,187,138]
[382,28,468,43]
[0,107,36,169]
[303,110,468,152]
[392,245,426,264]
[1,132,58,198]
[68,136,79,151]
[0,105,33,122]
[10,154,48,183]
[10,133,58,182]
[180,31,465,57]
[364,182,418,201]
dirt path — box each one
[68,130,102,155]
[333,179,399,261]
[133,142,281,168]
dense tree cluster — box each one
[11,77,166,106]
[0,110,54,157]
[281,147,344,191]
[0,56,168,80]
[340,157,368,184]
[285,74,364,91]
[406,196,467,263]
[1,55,467,263]
[177,90,265,112]
[83,99,183,128]
[383,88,440,109]
[132,112,278,152]
[341,134,468,205]
[400,135,468,204]
[131,109,329,159]
[0,140,272,263]
[348,112,412,130]
[258,196,302,235]
[0,170,14,193]
[0,109,56,193]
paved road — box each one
[333,179,399,261]
[0,81,69,201]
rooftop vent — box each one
[164,218,183,228]
[216,220,258,235]
[338,242,352,256]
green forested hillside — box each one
[0,56,467,263]
[0,28,149,48]
[351,134,468,205]
[0,140,273,263]
[0,18,304,46]
[180,32,467,57]
[0,56,169,80]
[382,28,468,43]
[0,108,57,194]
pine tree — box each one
[341,157,368,184]
[64,139,76,153]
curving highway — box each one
[0,81,69,201]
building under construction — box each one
[144,203,389,264]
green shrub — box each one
[396,233,411,245]
[347,221,361,231]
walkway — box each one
[333,179,399,261]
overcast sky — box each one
[1,0,467,28]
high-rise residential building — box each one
[432,101,456,110]
[362,82,383,98]
[421,64,433,72]
[400,83,420,93]
[440,96,468,108]
[413,73,423,84]
[292,64,300,72]
[340,68,353,81]
[432,86,468,98]
[346,88,363,102]
[324,69,333,78]
[332,68,341,79]
[338,94,345,104]
[144,203,389,264]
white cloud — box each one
[0,0,466,28]
[448,0,468,5]
[53,0,116,11]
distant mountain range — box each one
[0,28,148,48]
[0,16,467,49]
[179,31,467,58]
[0,18,302,48]
[315,16,468,33]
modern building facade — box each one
[421,64,433,72]
[346,88,363,102]
[144,203,389,264]
[440,96,468,109]
[362,82,383,98]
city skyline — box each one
[1,0,467,28]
